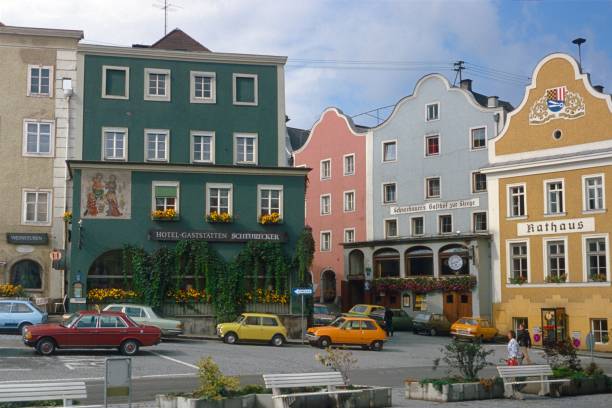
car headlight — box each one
[176,323,183,329]
[25,332,32,340]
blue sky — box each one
[1,0,610,128]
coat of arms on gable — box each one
[80,169,131,219]
[529,85,585,125]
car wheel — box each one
[370,340,383,351]
[271,334,285,347]
[120,340,140,356]
[18,322,32,336]
[429,328,437,336]
[224,332,238,344]
[36,338,56,356]
[318,336,331,348]
[361,345,370,350]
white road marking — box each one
[57,356,107,370]
[150,351,198,370]
[0,368,32,371]
[0,372,196,384]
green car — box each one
[371,309,413,331]
[103,304,183,337]
[412,312,451,336]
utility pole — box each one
[453,60,465,86]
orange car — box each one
[306,316,387,351]
[450,317,498,342]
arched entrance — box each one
[346,249,365,308]
[321,270,336,303]
[87,250,125,289]
[373,248,400,278]
[405,246,433,276]
[439,244,469,275]
[11,260,42,289]
[439,244,472,322]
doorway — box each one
[541,308,567,346]
[321,270,336,303]
[443,292,472,323]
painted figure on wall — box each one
[81,170,131,219]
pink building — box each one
[293,108,366,308]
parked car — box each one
[216,313,287,346]
[313,303,337,326]
[0,300,48,334]
[22,310,161,356]
[103,304,183,337]
[344,304,385,322]
[371,308,413,331]
[306,316,387,351]
[412,312,451,336]
[450,317,498,342]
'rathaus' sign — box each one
[517,218,595,236]
[148,230,288,243]
[390,198,480,215]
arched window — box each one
[373,248,400,278]
[405,246,434,276]
[439,244,469,275]
[348,249,365,277]
[87,250,126,289]
[321,270,336,303]
[11,260,42,289]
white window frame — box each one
[233,133,258,165]
[425,101,440,122]
[343,153,355,176]
[506,239,531,283]
[438,213,453,235]
[22,189,52,226]
[382,140,397,163]
[472,171,487,193]
[591,319,609,344]
[582,173,606,213]
[152,181,180,214]
[320,159,331,180]
[27,64,53,97]
[144,68,171,102]
[343,228,356,243]
[206,183,233,216]
[320,230,332,252]
[343,190,356,212]
[410,216,424,236]
[144,129,170,162]
[22,119,54,157]
[101,127,128,161]
[507,183,527,218]
[382,182,397,204]
[424,134,440,157]
[469,126,487,150]
[320,194,331,216]
[384,218,399,238]
[425,176,441,199]
[190,71,216,103]
[101,65,129,100]
[190,131,215,164]
[472,211,488,232]
[258,184,284,219]
[543,236,568,280]
[581,233,610,282]
[232,73,258,106]
[544,178,566,216]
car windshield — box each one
[235,315,246,324]
[63,313,81,328]
[329,317,345,327]
[314,305,328,314]
[414,313,430,322]
[350,305,367,313]
[458,318,478,325]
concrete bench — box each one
[497,364,569,397]
[0,381,87,406]
[263,372,361,408]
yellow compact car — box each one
[306,316,387,351]
[450,317,498,342]
[216,313,287,346]
[345,304,385,320]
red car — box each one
[23,310,161,356]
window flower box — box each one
[63,211,72,223]
[259,212,282,225]
[545,274,567,284]
[589,273,608,282]
[508,276,527,285]
[206,211,232,223]
[152,209,179,221]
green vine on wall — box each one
[294,226,315,285]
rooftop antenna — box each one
[572,38,586,71]
[453,60,465,86]
[153,0,182,35]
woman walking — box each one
[507,330,520,366]
[517,324,532,364]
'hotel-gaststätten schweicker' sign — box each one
[517,218,594,236]
[148,230,288,243]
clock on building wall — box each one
[448,255,464,271]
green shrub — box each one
[432,340,494,381]
[542,339,581,371]
[194,357,240,400]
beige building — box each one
[0,24,82,301]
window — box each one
[28,65,52,96]
[102,128,127,160]
[586,237,607,281]
[584,175,604,211]
[546,180,565,214]
[411,217,424,236]
[382,141,396,162]
[344,228,355,243]
[508,184,526,217]
[125,307,145,318]
[546,240,566,279]
[362,320,377,330]
[426,102,439,121]
[100,316,127,328]
[320,194,331,215]
[384,219,398,238]
[245,316,260,325]
[23,190,50,225]
[344,154,355,175]
[425,135,440,156]
[10,260,42,289]
[320,231,331,251]
[261,317,278,327]
[426,177,441,199]
[509,242,528,281]
[234,133,257,164]
[383,183,396,204]
[470,127,486,150]
[591,319,609,344]
[259,185,283,217]
[23,120,53,156]
[413,294,427,311]
[233,73,258,105]
[344,191,355,212]
[76,315,98,328]
[406,246,433,276]
[152,182,179,213]
[144,68,171,101]
[472,172,487,193]
[145,130,169,162]
[207,183,232,215]
[191,131,214,163]
[320,159,331,180]
[473,212,487,232]
[12,303,33,313]
[190,71,216,103]
[438,214,452,234]
[102,66,129,99]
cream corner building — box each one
[484,53,612,351]
[0,24,82,300]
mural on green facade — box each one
[81,169,131,219]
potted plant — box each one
[545,274,567,283]
[589,273,607,282]
[259,212,282,225]
[206,211,232,224]
[152,208,179,221]
[509,276,527,285]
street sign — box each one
[105,357,132,407]
[293,287,313,295]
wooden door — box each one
[443,292,473,323]
[458,293,472,318]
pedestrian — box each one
[517,323,532,364]
[384,307,394,337]
[506,330,519,366]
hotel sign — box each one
[391,198,480,215]
[517,218,595,236]
[148,230,288,243]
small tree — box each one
[194,357,240,400]
[433,341,493,381]
[315,347,358,385]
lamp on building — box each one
[572,38,586,70]
[62,78,73,98]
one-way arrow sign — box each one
[292,287,313,295]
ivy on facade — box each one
[294,226,315,285]
[373,276,477,294]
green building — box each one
[67,30,308,307]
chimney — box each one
[460,79,472,91]
[594,85,604,93]
[487,96,499,108]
